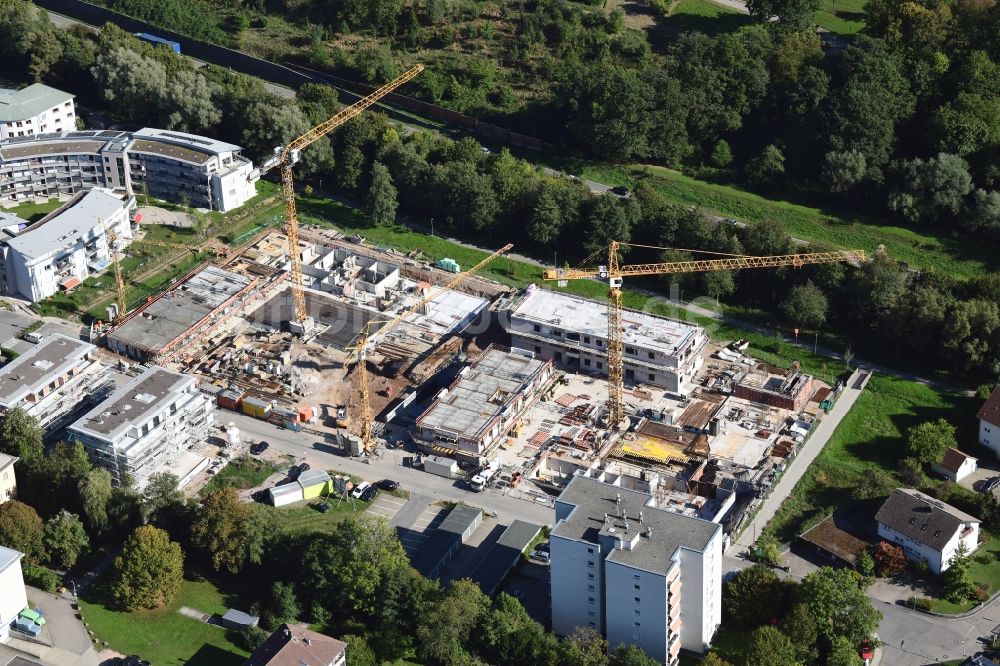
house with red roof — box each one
[979,387,1000,456]
[932,447,978,483]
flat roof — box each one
[0,84,73,123]
[128,138,213,167]
[417,348,548,441]
[552,475,719,573]
[0,137,104,161]
[512,288,703,356]
[110,266,252,354]
[132,127,241,160]
[439,504,482,535]
[68,366,194,443]
[0,545,23,575]
[0,333,94,407]
[6,189,128,260]
[471,520,541,595]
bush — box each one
[23,564,61,592]
[974,583,990,602]
[238,625,270,651]
[912,559,930,579]
[907,597,933,611]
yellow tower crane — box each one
[347,243,513,454]
[543,241,867,426]
[257,65,424,335]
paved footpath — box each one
[727,369,870,555]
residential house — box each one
[875,488,980,574]
[243,624,347,666]
[932,447,978,483]
[979,387,1000,456]
[0,546,27,642]
[0,453,17,503]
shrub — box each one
[912,558,930,579]
[907,597,933,611]
[874,541,907,577]
[974,583,990,602]
[23,564,61,592]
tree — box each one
[44,511,88,569]
[710,140,733,167]
[907,418,957,464]
[0,407,43,460]
[746,0,820,29]
[745,626,800,666]
[27,27,63,81]
[161,69,221,134]
[703,270,735,306]
[528,186,564,247]
[374,565,437,661]
[856,549,875,577]
[889,153,973,225]
[368,162,398,227]
[699,654,734,666]
[827,635,863,666]
[799,567,882,646]
[190,487,267,574]
[112,525,184,610]
[266,582,299,629]
[416,579,490,665]
[723,564,787,629]
[78,468,112,534]
[0,500,46,564]
[556,627,609,666]
[943,541,977,603]
[142,472,182,523]
[609,644,659,666]
[91,47,168,122]
[583,196,634,256]
[480,592,558,665]
[344,634,378,666]
[780,280,828,329]
[746,144,786,188]
[822,150,868,194]
[779,602,818,664]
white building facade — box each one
[550,472,722,665]
[979,387,1000,456]
[875,488,981,575]
[0,333,110,432]
[0,127,257,212]
[505,287,707,395]
[0,188,134,302]
[0,546,27,643]
[0,84,75,140]
[0,453,17,504]
[68,366,214,488]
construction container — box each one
[435,258,461,273]
[269,407,299,425]
[269,483,303,507]
[217,390,244,412]
[242,396,272,419]
[298,469,331,499]
[298,405,315,423]
[424,455,460,479]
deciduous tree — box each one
[799,566,882,646]
[416,579,490,665]
[780,280,828,329]
[907,418,957,464]
[368,162,398,227]
[0,407,43,460]
[723,563,787,629]
[745,626,800,666]
[112,525,184,610]
[190,487,267,574]
[0,500,46,564]
[44,510,88,569]
[78,468,112,534]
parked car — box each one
[249,441,269,455]
[360,485,379,502]
[531,549,550,562]
[983,477,1000,493]
[378,479,399,491]
[351,481,371,499]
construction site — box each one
[49,67,865,544]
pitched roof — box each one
[244,624,346,666]
[875,488,979,551]
[939,447,976,474]
[980,387,1000,428]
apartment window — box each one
[626,346,636,355]
[584,336,591,343]
[597,362,603,370]
[550,329,562,337]
[596,339,603,347]
[648,351,655,359]
[633,574,640,580]
[588,573,595,580]
[587,548,594,554]
[634,622,641,628]
[588,561,594,568]
[567,332,580,342]
[633,610,640,616]
[587,584,594,592]
[584,359,591,367]
[634,597,640,603]
[649,373,655,381]
[634,584,640,591]
[588,597,595,604]
[588,610,596,617]
[533,324,541,332]
[534,346,541,354]
[589,622,596,628]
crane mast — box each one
[348,243,513,453]
[545,241,867,426]
[261,65,424,333]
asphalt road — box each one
[218,411,554,527]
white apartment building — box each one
[0,453,17,504]
[0,127,257,212]
[68,366,214,487]
[0,188,134,302]
[875,488,981,575]
[0,546,27,643]
[0,84,75,140]
[979,387,1000,456]
[550,472,722,665]
[0,333,110,432]
[505,286,707,395]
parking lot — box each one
[365,493,406,522]
[397,504,449,558]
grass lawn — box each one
[666,0,752,34]
[763,375,981,543]
[574,164,999,280]
[200,456,282,495]
[78,574,250,666]
[929,533,1000,614]
[815,0,865,34]
[258,498,368,534]
[3,199,64,221]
